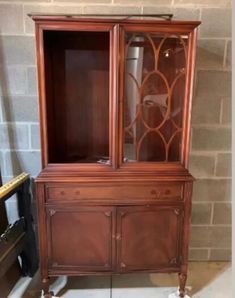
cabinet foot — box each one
[42,278,55,298]
[178,273,187,297]
[44,293,54,298]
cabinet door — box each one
[120,25,196,167]
[116,205,183,272]
[46,206,115,272]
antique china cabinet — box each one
[31,14,200,298]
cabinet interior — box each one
[43,30,110,164]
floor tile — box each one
[111,287,177,298]
[52,276,111,298]
[111,274,177,298]
[193,266,232,298]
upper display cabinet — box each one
[32,15,200,170]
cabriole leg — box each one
[42,278,54,298]
[178,273,187,297]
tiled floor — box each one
[8,262,231,298]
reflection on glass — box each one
[124,33,188,162]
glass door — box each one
[120,27,190,165]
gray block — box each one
[197,39,226,70]
[114,0,171,4]
[192,96,221,124]
[0,0,50,2]
[210,249,231,261]
[190,226,211,247]
[0,151,4,176]
[196,70,231,97]
[173,7,200,20]
[0,123,29,150]
[5,150,41,177]
[1,95,39,122]
[221,97,231,124]
[174,0,231,6]
[143,6,200,22]
[216,153,231,177]
[226,40,231,68]
[200,8,231,38]
[192,127,231,151]
[192,202,212,224]
[0,4,24,34]
[209,226,231,248]
[143,6,172,15]
[84,5,141,14]
[0,101,2,122]
[54,0,111,2]
[189,249,209,261]
[193,179,231,202]
[213,202,232,224]
[31,124,41,149]
[0,66,27,95]
[189,154,215,177]
[191,226,231,248]
[27,67,38,95]
[24,5,83,34]
[0,36,36,65]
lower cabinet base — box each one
[41,272,188,298]
[37,181,193,298]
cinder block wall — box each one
[0,0,231,261]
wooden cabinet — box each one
[32,14,200,298]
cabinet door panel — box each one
[46,206,115,272]
[117,205,183,272]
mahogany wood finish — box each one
[32,14,200,298]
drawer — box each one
[46,183,183,202]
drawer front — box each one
[46,183,183,202]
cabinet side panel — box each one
[36,183,48,278]
[181,182,193,273]
[181,28,198,168]
[35,24,48,167]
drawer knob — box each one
[116,233,121,241]
[120,262,126,268]
[104,211,111,217]
[60,191,65,195]
[151,189,161,199]
[120,211,126,217]
[49,209,56,216]
[174,208,180,216]
[170,258,177,264]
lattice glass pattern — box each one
[124,33,188,162]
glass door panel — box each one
[123,32,188,163]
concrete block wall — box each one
[0,0,231,260]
